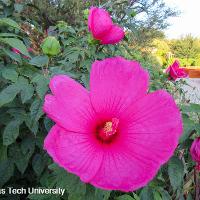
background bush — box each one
[0,0,200,199]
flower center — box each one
[96,118,119,143]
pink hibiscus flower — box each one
[88,7,125,45]
[43,56,183,192]
[190,137,200,171]
[165,60,188,80]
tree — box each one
[152,38,171,66]
[170,35,200,66]
[5,0,177,47]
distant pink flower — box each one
[190,137,200,171]
[12,48,21,54]
[43,57,183,192]
[165,60,188,80]
[27,47,33,52]
[11,47,33,59]
[88,7,125,44]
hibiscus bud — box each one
[41,36,61,56]
[88,7,125,45]
[190,137,200,170]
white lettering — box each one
[0,189,6,195]
[7,187,26,194]
[27,188,65,196]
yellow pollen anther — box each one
[96,118,119,143]
[103,122,113,132]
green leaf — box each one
[81,185,110,200]
[0,83,20,107]
[181,103,200,113]
[81,74,89,89]
[0,108,12,125]
[9,144,30,174]
[168,156,184,191]
[95,189,110,200]
[116,194,135,200]
[44,117,54,132]
[30,98,44,121]
[25,117,39,135]
[7,108,27,121]
[153,191,162,200]
[16,76,34,103]
[25,98,43,134]
[49,164,86,200]
[0,18,20,29]
[28,194,61,200]
[29,55,49,67]
[83,185,96,200]
[18,64,38,79]
[1,67,18,82]
[0,143,7,162]
[32,154,46,176]
[130,10,137,17]
[132,193,140,200]
[0,33,21,37]
[180,115,196,143]
[140,186,154,200]
[3,119,22,145]
[32,74,49,98]
[3,49,22,63]
[0,37,29,57]
[159,189,171,200]
[20,83,34,103]
[0,160,14,187]
[21,136,35,158]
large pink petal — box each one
[121,90,182,152]
[100,25,125,44]
[88,7,113,39]
[90,57,149,117]
[43,75,96,133]
[90,90,183,191]
[90,144,159,191]
[121,90,182,179]
[44,125,158,192]
[44,125,103,182]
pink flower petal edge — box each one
[100,24,125,45]
[43,56,183,191]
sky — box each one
[164,0,200,39]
